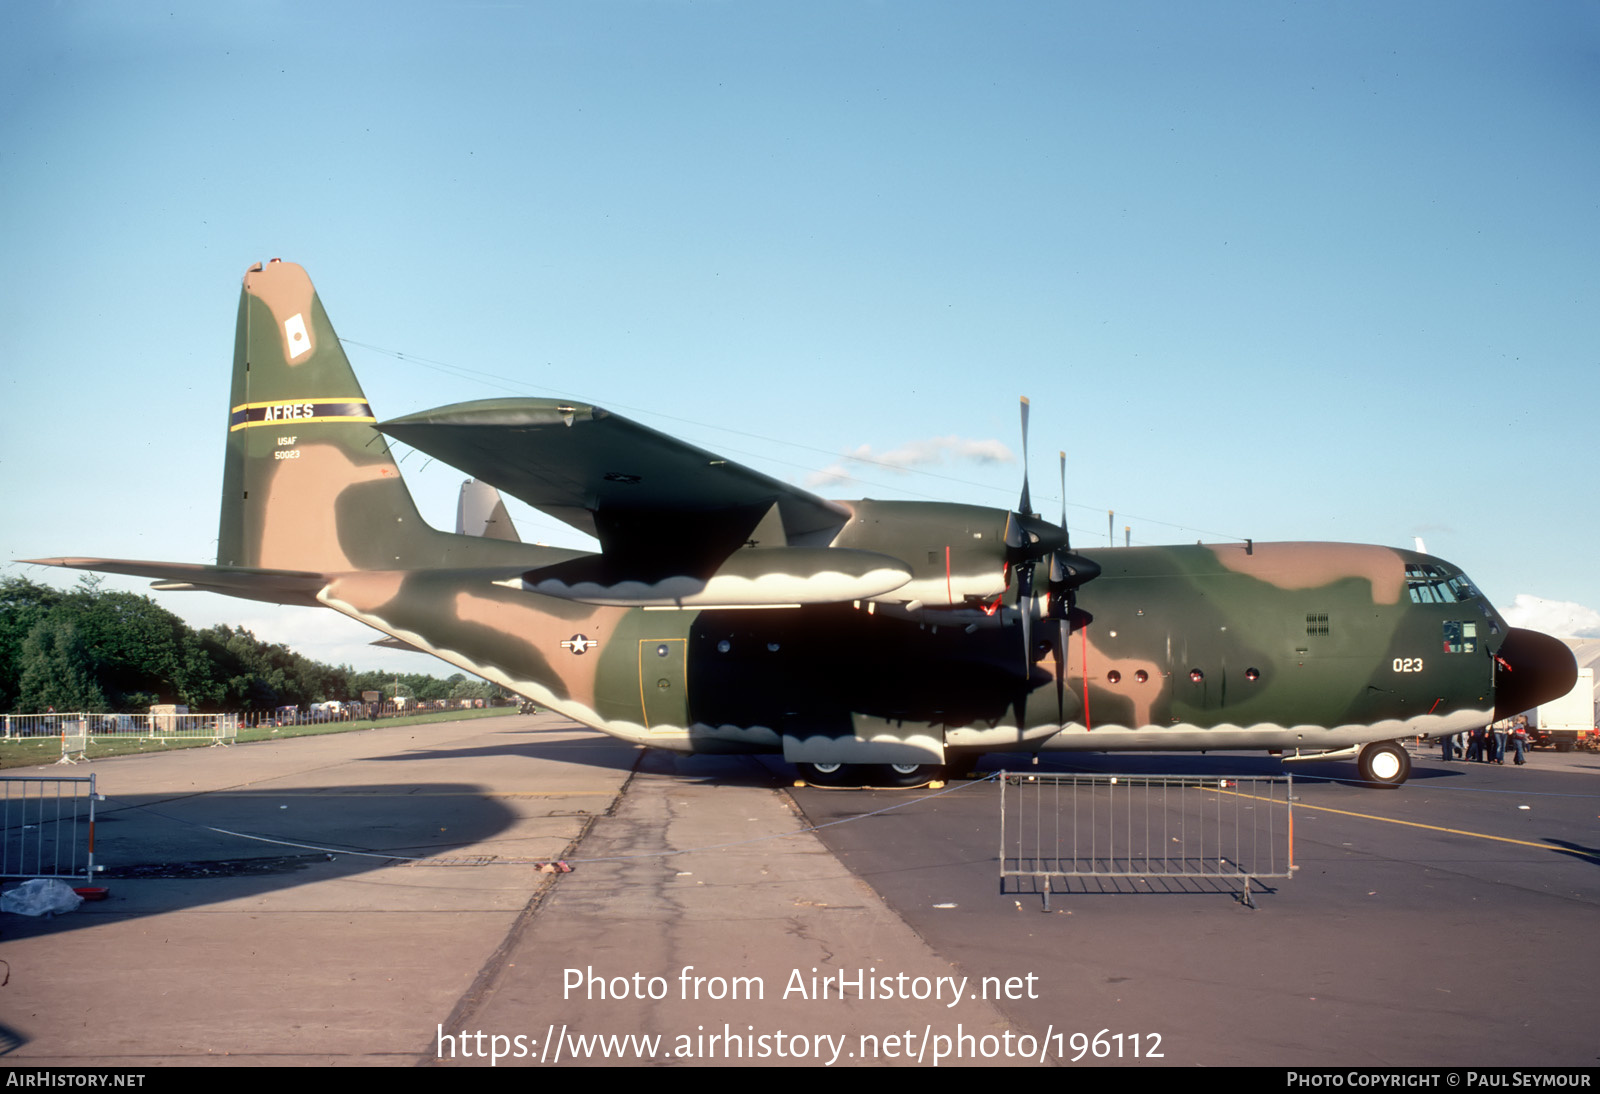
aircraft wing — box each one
[21,558,331,607]
[382,399,850,578]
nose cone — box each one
[1494,628,1579,720]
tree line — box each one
[0,575,499,714]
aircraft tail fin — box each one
[456,479,522,542]
[217,259,430,572]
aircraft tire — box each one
[796,761,853,788]
[873,763,945,789]
[1358,740,1411,787]
[796,762,948,789]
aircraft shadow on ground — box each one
[1,748,795,943]
[0,783,524,939]
[1538,838,1600,867]
[363,735,642,770]
[634,748,795,788]
[1003,874,1279,903]
[365,737,788,791]
[360,722,791,790]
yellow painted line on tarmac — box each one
[1208,785,1598,860]
[210,789,618,798]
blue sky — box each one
[3,2,1597,672]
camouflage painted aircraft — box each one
[28,260,1577,787]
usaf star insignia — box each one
[561,634,596,655]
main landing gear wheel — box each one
[1358,740,1411,787]
[796,761,852,788]
[873,762,945,789]
[795,762,948,789]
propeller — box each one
[995,398,1104,726]
[1051,450,1071,721]
[1003,398,1068,677]
[1047,449,1099,594]
[1045,449,1101,722]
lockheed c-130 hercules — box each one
[28,260,1577,788]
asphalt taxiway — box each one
[1,715,1595,1067]
[794,748,1600,1067]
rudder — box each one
[217,259,428,572]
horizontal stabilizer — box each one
[23,557,330,607]
[370,635,429,653]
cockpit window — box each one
[1406,564,1479,605]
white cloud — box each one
[806,462,857,488]
[1501,595,1600,639]
[805,435,1013,487]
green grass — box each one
[0,706,527,770]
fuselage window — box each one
[1442,620,1477,653]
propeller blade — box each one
[1056,615,1069,725]
[1007,397,1072,679]
[1006,397,1033,552]
[1018,558,1034,679]
[1058,450,1069,549]
[1018,396,1031,519]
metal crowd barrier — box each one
[3,713,239,756]
[1,773,104,881]
[999,771,1294,909]
[58,719,89,764]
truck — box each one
[1530,666,1594,752]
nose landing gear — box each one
[1358,740,1412,787]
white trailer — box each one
[1531,666,1595,752]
